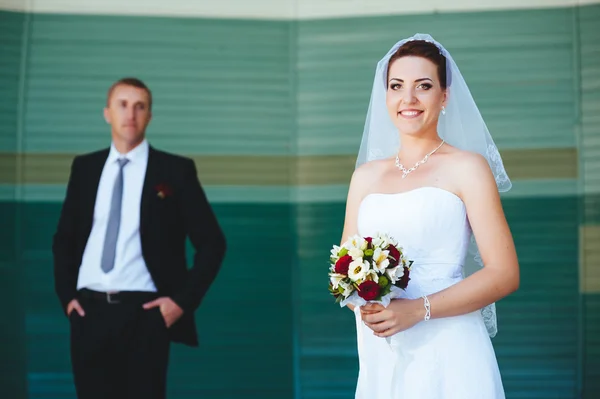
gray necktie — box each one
[100,158,129,273]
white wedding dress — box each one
[354,187,505,399]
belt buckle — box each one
[106,291,120,304]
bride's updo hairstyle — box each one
[386,40,451,89]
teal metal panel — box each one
[0,10,28,399]
[579,5,600,398]
[579,4,600,196]
[23,14,294,156]
[583,294,600,399]
[0,201,28,399]
[0,10,23,153]
[297,8,578,156]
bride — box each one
[339,34,520,398]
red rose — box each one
[387,245,401,267]
[358,280,380,301]
[335,255,352,275]
[365,237,373,248]
[155,183,173,198]
[395,266,411,289]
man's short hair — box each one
[106,77,153,109]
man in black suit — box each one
[52,77,226,399]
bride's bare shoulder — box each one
[441,145,497,192]
[439,145,488,169]
[351,158,390,186]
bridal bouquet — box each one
[328,233,412,308]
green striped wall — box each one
[297,8,578,155]
[0,10,21,184]
[0,4,599,399]
[0,10,27,399]
[22,14,294,155]
[579,4,600,398]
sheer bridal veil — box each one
[355,33,512,337]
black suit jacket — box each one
[52,145,227,346]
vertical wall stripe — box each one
[578,4,600,397]
[0,9,28,399]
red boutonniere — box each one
[155,183,173,199]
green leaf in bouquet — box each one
[378,275,389,288]
[380,283,392,297]
[338,247,348,257]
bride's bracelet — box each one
[421,295,431,321]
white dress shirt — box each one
[77,139,157,292]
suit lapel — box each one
[81,149,109,234]
[140,146,158,236]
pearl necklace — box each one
[395,140,445,179]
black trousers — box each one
[69,289,171,399]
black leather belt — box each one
[78,288,159,304]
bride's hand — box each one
[360,299,423,337]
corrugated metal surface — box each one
[0,10,22,153]
[297,203,357,399]
[579,5,600,398]
[581,225,600,399]
[580,5,600,197]
[297,8,578,156]
[494,198,579,398]
[23,14,294,155]
[0,11,20,191]
[0,10,27,399]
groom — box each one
[52,77,227,399]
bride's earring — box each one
[441,106,446,116]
